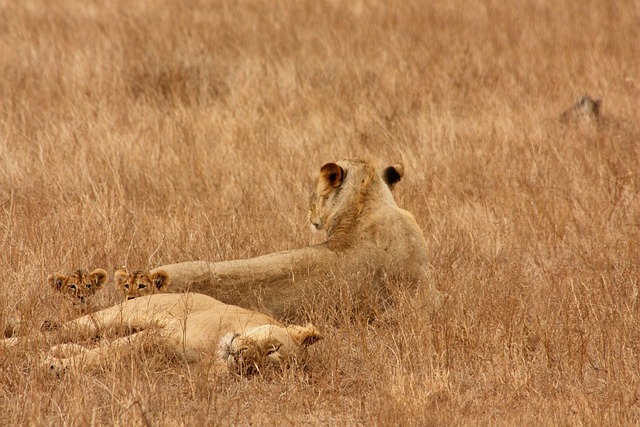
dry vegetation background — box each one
[0,0,639,425]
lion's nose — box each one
[127,296,135,300]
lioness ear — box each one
[287,323,322,347]
[150,270,170,291]
[48,274,66,292]
[382,164,404,188]
[89,269,108,290]
[114,270,128,287]
[319,163,344,192]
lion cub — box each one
[114,269,170,300]
[3,269,108,337]
[48,268,109,314]
[560,94,601,124]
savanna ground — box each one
[1,0,639,425]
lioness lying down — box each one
[2,293,321,375]
[146,159,441,318]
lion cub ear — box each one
[89,269,108,290]
[48,274,66,292]
[593,98,602,115]
[114,270,128,287]
[150,270,170,291]
[382,164,404,189]
[287,323,322,347]
[319,163,345,194]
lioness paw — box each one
[43,356,68,377]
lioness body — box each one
[3,293,321,375]
[152,159,438,318]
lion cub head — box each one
[219,323,322,375]
[560,95,601,124]
[308,159,404,232]
[48,269,108,311]
[114,269,170,300]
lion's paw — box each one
[43,356,69,377]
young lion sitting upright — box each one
[148,159,441,319]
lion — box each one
[3,269,109,338]
[1,292,322,376]
[114,269,169,300]
[148,159,441,319]
[48,269,109,313]
[560,95,601,124]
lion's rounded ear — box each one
[48,274,65,291]
[151,270,170,291]
[287,323,322,347]
[594,98,602,113]
[89,269,108,289]
[319,163,344,192]
[114,270,128,286]
[382,164,404,188]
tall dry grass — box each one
[1,0,639,424]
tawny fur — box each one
[1,293,321,375]
[560,95,601,124]
[4,269,109,338]
[114,269,170,300]
[47,269,109,313]
[149,159,441,319]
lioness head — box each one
[308,159,404,232]
[48,269,108,310]
[114,269,170,300]
[218,323,322,375]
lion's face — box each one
[48,269,108,310]
[114,270,170,300]
[308,162,345,232]
[218,323,322,375]
[308,160,404,232]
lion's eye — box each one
[69,284,77,290]
[138,283,146,289]
[85,283,92,289]
[266,344,282,355]
[124,284,130,289]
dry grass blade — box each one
[1,0,639,424]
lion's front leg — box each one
[43,330,156,374]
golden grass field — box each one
[1,0,639,424]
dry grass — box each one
[1,0,639,424]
